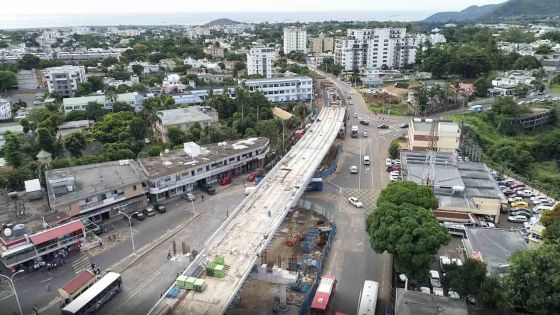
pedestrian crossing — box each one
[339,188,380,213]
[72,254,91,274]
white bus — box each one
[62,272,122,315]
[356,280,379,315]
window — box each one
[133,185,137,191]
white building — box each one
[283,26,307,54]
[186,26,211,39]
[62,92,145,113]
[334,28,419,72]
[0,99,11,120]
[162,74,185,93]
[247,46,277,79]
[244,76,313,103]
[128,61,160,74]
[489,71,536,96]
[43,65,86,98]
[16,70,39,90]
[154,106,219,143]
[56,49,121,62]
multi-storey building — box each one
[56,49,121,63]
[334,28,419,72]
[62,92,145,113]
[16,70,39,90]
[138,138,269,201]
[283,26,307,54]
[247,45,277,79]
[407,118,461,153]
[309,33,335,53]
[43,65,86,98]
[204,46,225,58]
[243,76,313,103]
[46,160,148,223]
[0,99,11,120]
[154,106,220,143]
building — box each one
[309,34,335,54]
[204,46,225,58]
[401,151,507,223]
[162,74,185,93]
[510,108,555,129]
[43,65,86,98]
[56,49,121,63]
[395,288,468,315]
[243,76,313,103]
[528,223,545,248]
[283,26,307,54]
[62,92,145,113]
[334,28,419,72]
[56,120,92,138]
[247,46,277,79]
[407,118,460,153]
[138,138,269,201]
[463,227,529,274]
[46,160,148,223]
[186,26,211,39]
[489,71,535,96]
[127,62,160,74]
[16,70,39,90]
[198,73,233,84]
[0,99,12,120]
[154,106,219,143]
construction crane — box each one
[422,119,437,188]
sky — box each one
[1,0,507,16]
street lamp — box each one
[0,269,24,315]
[118,211,137,254]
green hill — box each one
[204,18,242,27]
[424,5,499,23]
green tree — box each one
[513,55,541,70]
[131,64,144,76]
[17,54,41,70]
[167,126,188,147]
[540,203,560,244]
[20,118,30,134]
[88,76,105,92]
[85,101,107,121]
[490,143,534,174]
[65,110,88,122]
[36,127,58,154]
[112,101,134,113]
[443,258,488,301]
[0,70,17,91]
[474,76,492,97]
[504,244,560,313]
[377,181,439,210]
[101,56,119,67]
[63,132,87,157]
[513,84,529,97]
[388,139,400,159]
[535,45,552,55]
[130,83,147,92]
[3,132,26,168]
[366,201,450,281]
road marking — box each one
[40,277,53,284]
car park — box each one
[349,165,358,174]
[508,215,528,223]
[143,207,156,217]
[348,196,363,208]
[378,124,389,129]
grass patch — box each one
[368,102,413,116]
[550,84,560,94]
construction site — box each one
[230,209,334,314]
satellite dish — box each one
[4,228,12,237]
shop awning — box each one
[30,220,85,245]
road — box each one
[307,67,407,315]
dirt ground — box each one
[379,84,409,98]
[233,210,330,315]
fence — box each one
[314,145,343,179]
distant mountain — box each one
[424,4,500,23]
[424,0,560,23]
[204,18,242,26]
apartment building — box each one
[283,26,307,54]
[62,92,145,113]
[204,46,225,58]
[247,46,277,79]
[154,106,220,143]
[56,49,121,63]
[138,138,269,201]
[43,65,86,98]
[334,28,419,72]
[244,76,313,103]
[0,99,11,120]
[407,118,460,153]
[309,33,335,53]
[46,160,148,223]
[16,70,39,90]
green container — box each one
[213,256,225,265]
[194,279,207,292]
[176,275,188,289]
[184,277,196,290]
[213,264,225,278]
[206,262,217,276]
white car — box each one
[451,258,463,266]
[348,197,363,208]
[390,171,400,176]
[349,165,358,174]
[389,174,399,182]
[433,287,444,296]
[353,112,358,118]
[516,190,534,198]
[508,196,523,203]
[448,291,461,299]
[508,215,529,223]
[363,131,368,137]
[420,287,431,294]
[429,270,441,288]
[392,159,401,166]
[385,158,393,166]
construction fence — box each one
[314,145,343,179]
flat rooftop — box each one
[46,160,146,206]
[156,106,217,126]
[395,288,468,315]
[138,137,269,179]
[244,76,312,84]
[464,228,529,272]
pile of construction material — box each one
[176,276,207,292]
[206,256,226,278]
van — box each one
[510,201,529,209]
[245,187,256,195]
[143,207,156,217]
[363,156,370,165]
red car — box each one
[510,183,525,190]
[219,176,232,186]
[247,173,256,182]
[503,190,516,196]
[387,166,401,172]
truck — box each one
[351,125,359,138]
[306,178,324,192]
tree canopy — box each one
[376,181,439,210]
[0,70,17,92]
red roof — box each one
[30,220,85,245]
[61,270,95,295]
[311,275,336,311]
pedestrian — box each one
[201,195,204,202]
[46,281,51,291]
[167,250,172,260]
[33,305,38,315]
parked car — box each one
[182,192,196,201]
[510,183,525,190]
[400,123,409,128]
[508,215,529,223]
[389,174,399,182]
[349,165,358,174]
[143,207,156,217]
[433,287,444,296]
[510,201,529,208]
[385,158,393,166]
[202,183,216,194]
[516,190,534,198]
[503,190,516,196]
[359,120,370,125]
[219,176,232,186]
[393,159,401,165]
[387,165,401,172]
[429,270,441,288]
[247,173,256,182]
[420,287,431,294]
[510,211,532,218]
[133,212,145,221]
[508,196,523,203]
[448,291,461,299]
[154,204,166,213]
[363,131,368,137]
[348,196,363,208]
[378,124,389,129]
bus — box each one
[356,281,379,315]
[62,272,122,315]
[311,275,337,315]
[306,178,324,192]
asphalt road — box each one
[307,67,407,315]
